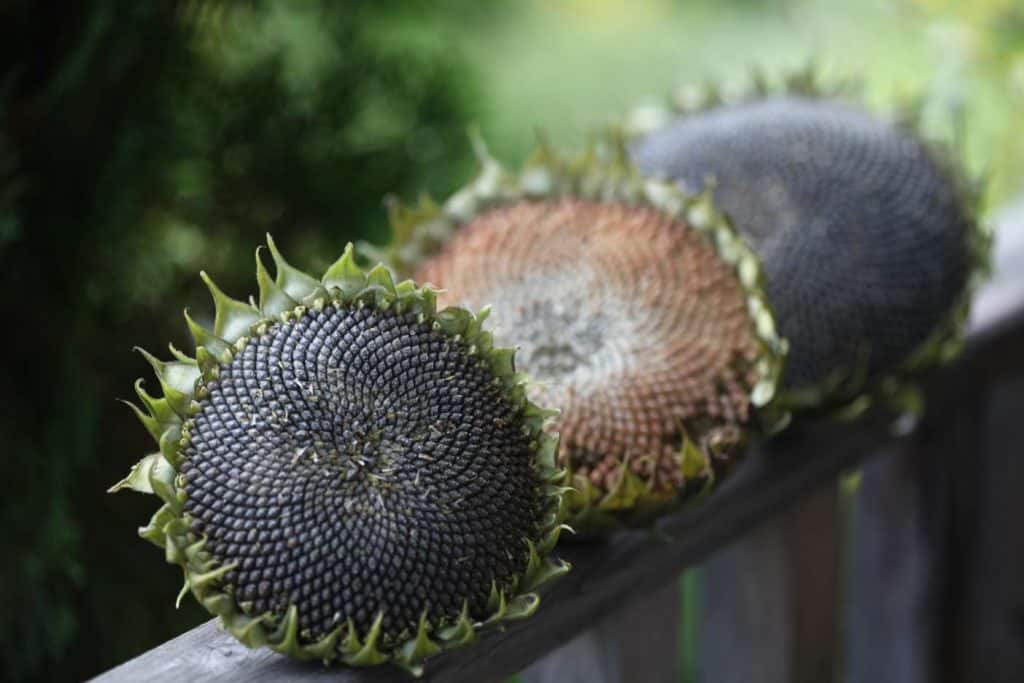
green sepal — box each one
[595,459,648,512]
[158,422,184,469]
[464,305,490,340]
[411,284,438,318]
[138,503,176,548]
[147,453,180,510]
[304,624,345,661]
[198,592,234,618]
[520,550,571,593]
[266,234,319,301]
[162,518,189,564]
[362,264,400,310]
[188,561,237,594]
[678,438,709,480]
[340,618,362,656]
[503,593,541,620]
[266,605,311,660]
[395,613,441,671]
[119,397,162,445]
[183,535,207,564]
[322,243,368,299]
[166,343,193,364]
[523,539,542,582]
[488,347,517,379]
[135,347,200,418]
[199,271,261,343]
[437,602,476,649]
[485,580,506,619]
[220,610,270,649]
[365,262,398,294]
[436,306,472,337]
[538,523,570,556]
[342,612,388,667]
[193,346,219,376]
[534,434,560,476]
[184,309,232,363]
[108,452,161,494]
[175,578,190,609]
[131,378,185,437]
[255,246,298,316]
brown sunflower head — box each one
[377,141,786,530]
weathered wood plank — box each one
[701,512,793,682]
[701,480,840,683]
[788,483,842,683]
[519,625,621,683]
[93,230,1024,683]
[845,201,1024,683]
[520,579,680,683]
[844,434,961,683]
[948,372,1024,682]
[846,356,1024,683]
[614,578,681,683]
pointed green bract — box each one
[266,233,319,300]
[254,246,297,316]
[110,237,571,673]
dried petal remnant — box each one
[417,198,762,512]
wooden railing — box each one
[93,208,1024,683]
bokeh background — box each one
[1,1,1021,681]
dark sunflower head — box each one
[110,239,569,672]
[628,71,990,413]
[377,141,786,530]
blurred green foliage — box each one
[0,2,480,680]
[459,0,1023,204]
[1,1,1021,681]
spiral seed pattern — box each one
[415,198,761,498]
[179,303,543,644]
[632,96,971,392]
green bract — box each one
[371,137,788,531]
[110,238,570,674]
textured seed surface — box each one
[179,304,543,643]
[416,198,761,496]
[632,96,971,391]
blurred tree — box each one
[0,1,479,680]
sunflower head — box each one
[110,238,570,673]
[628,69,990,415]
[378,139,786,531]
